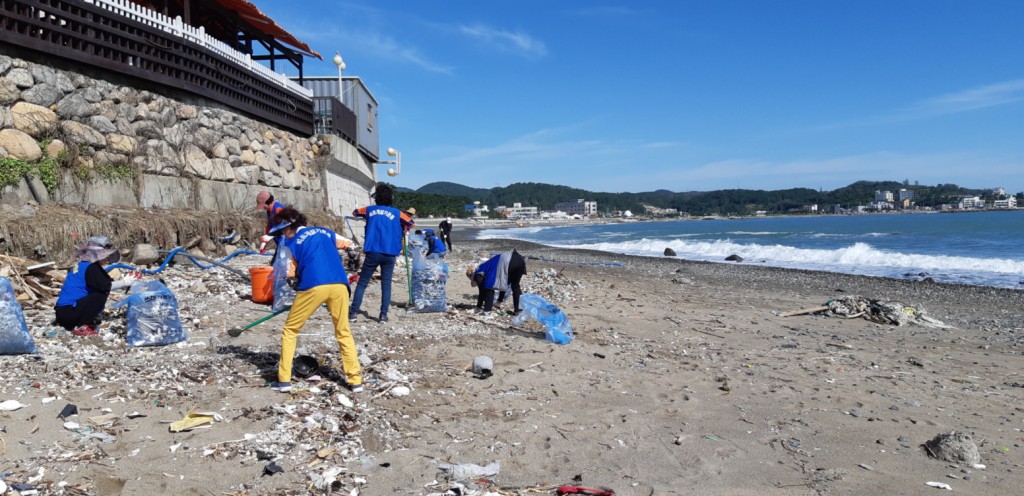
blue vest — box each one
[361,205,403,255]
[285,227,349,291]
[55,261,92,307]
[477,255,502,289]
[428,235,447,254]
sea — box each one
[477,210,1024,290]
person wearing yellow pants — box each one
[267,207,363,393]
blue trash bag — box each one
[511,293,573,344]
[408,233,448,312]
[271,245,295,313]
[112,280,188,347]
[0,276,36,354]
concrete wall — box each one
[323,135,376,217]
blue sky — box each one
[258,0,1024,194]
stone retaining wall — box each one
[0,51,329,211]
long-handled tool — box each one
[227,306,290,337]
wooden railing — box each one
[313,96,356,145]
[0,0,314,136]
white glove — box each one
[260,235,274,244]
[123,272,139,287]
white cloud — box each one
[458,24,548,58]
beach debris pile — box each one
[0,254,63,309]
[825,295,952,328]
[782,295,952,328]
[526,268,587,303]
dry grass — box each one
[0,204,351,263]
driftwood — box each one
[779,306,829,317]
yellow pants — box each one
[278,283,362,386]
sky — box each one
[256,0,1024,194]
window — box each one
[367,104,374,132]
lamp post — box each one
[332,51,345,102]
[378,147,401,177]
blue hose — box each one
[107,248,269,275]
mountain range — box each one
[392,180,1008,218]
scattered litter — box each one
[390,386,411,397]
[0,399,29,411]
[56,403,77,419]
[926,481,953,490]
[263,462,284,476]
[169,412,222,433]
[471,356,493,379]
[438,461,500,480]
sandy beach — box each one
[2,224,1023,495]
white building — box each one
[959,196,984,209]
[993,187,1006,197]
[553,199,597,217]
[498,202,539,219]
[875,190,894,202]
[993,196,1017,209]
[898,189,915,202]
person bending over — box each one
[466,249,526,315]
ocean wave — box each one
[559,239,1024,287]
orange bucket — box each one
[249,266,274,304]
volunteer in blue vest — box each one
[54,236,139,336]
[466,249,526,315]
[423,229,447,260]
[349,184,414,323]
[265,207,363,393]
[256,191,286,260]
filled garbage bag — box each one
[512,293,573,344]
[271,245,296,313]
[0,276,36,354]
[113,280,188,347]
[408,233,448,312]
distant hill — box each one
[395,180,1009,218]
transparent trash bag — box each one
[0,276,36,354]
[511,293,573,345]
[113,280,188,347]
[408,233,448,312]
[272,245,296,313]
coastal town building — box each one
[898,189,914,202]
[554,199,598,217]
[875,191,894,203]
[959,196,984,209]
[992,197,1017,209]
[497,203,538,219]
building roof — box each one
[216,0,322,59]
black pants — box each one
[477,252,525,312]
[441,232,453,251]
[55,292,109,330]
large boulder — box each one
[131,120,162,140]
[20,83,63,107]
[106,134,136,154]
[209,158,234,182]
[11,102,57,137]
[664,247,676,257]
[6,67,33,88]
[182,144,212,178]
[233,165,260,184]
[134,139,178,176]
[0,128,41,161]
[45,139,65,158]
[60,121,106,148]
[131,244,161,266]
[87,115,118,133]
[55,93,92,119]
[0,78,20,105]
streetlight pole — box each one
[332,51,346,103]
